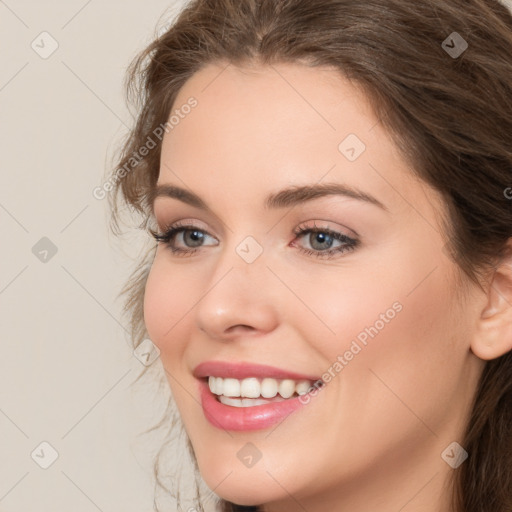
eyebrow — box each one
[150,182,388,213]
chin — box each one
[196,457,285,507]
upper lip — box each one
[193,360,321,382]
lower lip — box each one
[198,379,318,431]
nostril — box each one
[226,324,255,334]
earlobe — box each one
[470,243,512,361]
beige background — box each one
[0,1,194,512]
[1,1,511,511]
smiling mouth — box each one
[197,370,324,431]
[206,375,315,407]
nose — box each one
[195,245,280,341]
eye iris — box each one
[310,232,333,250]
[184,229,204,247]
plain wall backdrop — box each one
[1,1,511,511]
[1,2,193,511]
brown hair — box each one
[109,0,512,510]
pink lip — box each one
[193,361,323,431]
[193,360,321,381]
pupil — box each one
[186,230,203,247]
[311,232,333,250]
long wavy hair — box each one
[108,0,512,510]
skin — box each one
[143,61,512,511]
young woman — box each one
[110,1,512,510]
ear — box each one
[470,240,512,361]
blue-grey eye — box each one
[182,229,205,247]
[309,232,334,250]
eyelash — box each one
[150,220,359,259]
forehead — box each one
[158,61,446,229]
[167,61,379,159]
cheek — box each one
[143,256,196,355]
[313,259,462,438]
[293,231,458,368]
[287,242,462,409]
[279,258,411,367]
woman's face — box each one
[144,62,487,510]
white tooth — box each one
[250,399,272,406]
[260,378,278,398]
[210,375,314,399]
[240,377,261,398]
[223,378,241,397]
[219,396,244,407]
[219,396,272,407]
[215,376,224,395]
[295,380,311,396]
[279,379,296,398]
[242,398,269,407]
